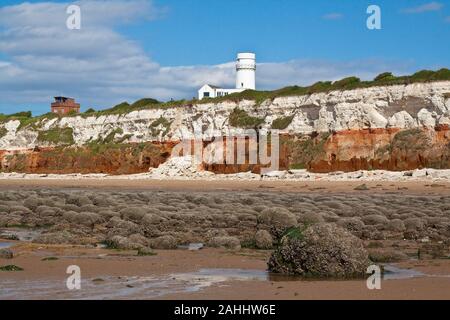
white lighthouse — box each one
[198,52,256,100]
[235,52,256,90]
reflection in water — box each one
[0,242,12,248]
[0,229,42,242]
[382,265,425,280]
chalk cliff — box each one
[1,81,449,174]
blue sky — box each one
[137,0,450,67]
[0,0,449,115]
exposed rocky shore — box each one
[0,188,449,254]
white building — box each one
[198,52,256,100]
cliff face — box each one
[1,81,450,174]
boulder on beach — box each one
[257,207,297,238]
[255,230,273,249]
[106,235,144,250]
[268,223,370,278]
[150,235,178,249]
[208,236,241,250]
[0,248,13,259]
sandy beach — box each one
[0,178,449,195]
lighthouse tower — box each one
[198,52,256,99]
[235,52,256,90]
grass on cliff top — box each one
[1,68,449,131]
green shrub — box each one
[137,248,157,256]
[272,115,294,130]
[432,68,450,81]
[2,68,449,122]
[0,265,23,271]
[10,111,32,118]
[283,133,330,169]
[37,127,74,145]
[150,116,172,136]
[374,72,395,82]
[41,257,58,261]
[410,70,436,81]
[333,77,361,89]
[131,98,160,109]
[228,108,265,129]
[289,163,306,170]
[391,129,430,151]
[282,226,306,240]
[85,108,96,113]
[307,81,333,93]
[102,128,124,144]
[17,112,60,130]
[108,102,131,113]
[101,239,119,249]
[0,127,7,138]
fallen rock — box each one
[150,235,178,249]
[0,248,13,259]
[354,184,369,191]
[368,249,408,262]
[188,243,204,251]
[208,236,241,250]
[257,207,297,238]
[106,235,143,250]
[137,247,156,256]
[33,231,75,245]
[268,223,370,277]
[255,230,273,249]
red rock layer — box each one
[0,127,449,174]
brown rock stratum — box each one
[0,127,449,174]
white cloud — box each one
[402,2,444,14]
[0,1,418,114]
[322,13,343,20]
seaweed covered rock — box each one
[150,235,178,249]
[255,230,273,249]
[208,236,241,250]
[268,223,370,277]
[105,235,144,250]
[0,248,13,259]
[257,207,297,238]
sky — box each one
[0,0,449,115]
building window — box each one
[203,92,210,98]
[241,83,244,88]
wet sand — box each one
[0,179,449,195]
[1,244,449,300]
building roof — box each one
[205,84,222,89]
[54,96,74,100]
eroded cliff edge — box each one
[1,81,450,174]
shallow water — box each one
[0,229,42,242]
[0,242,12,248]
[1,265,442,299]
[382,265,425,280]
